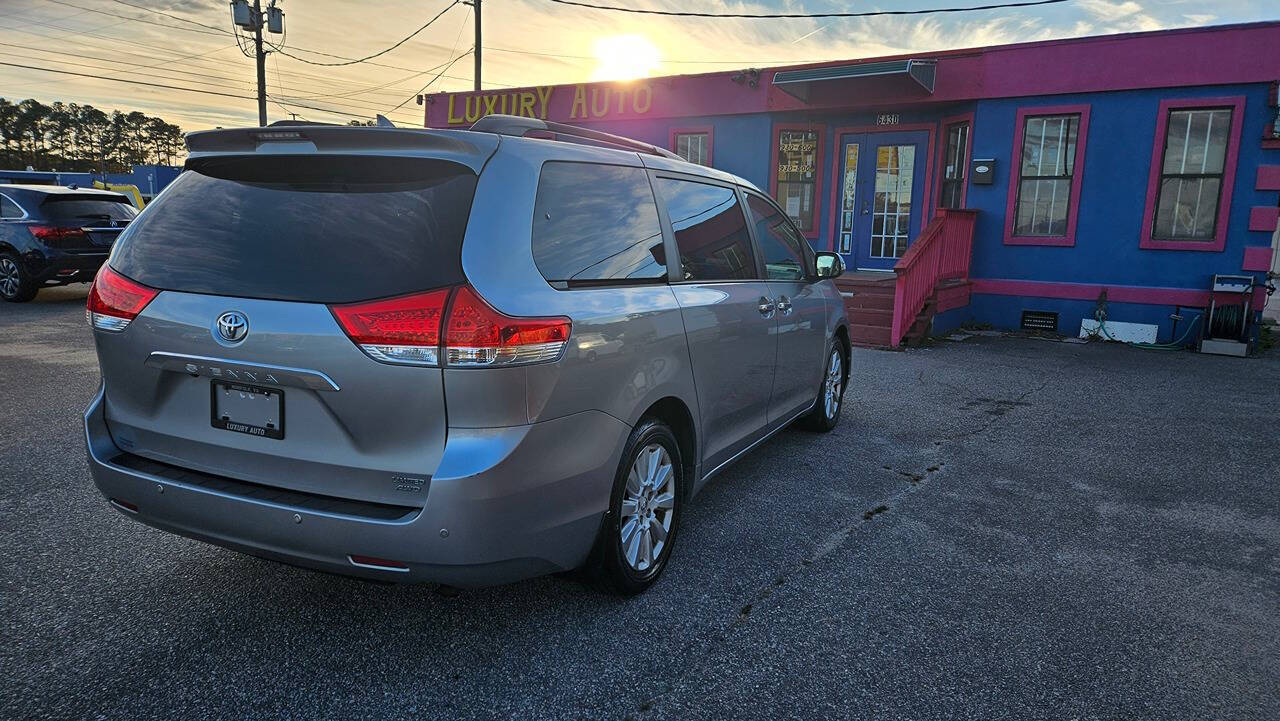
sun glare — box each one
[590,34,661,81]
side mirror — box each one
[815,252,845,279]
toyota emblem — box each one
[216,311,249,343]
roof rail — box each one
[469,114,683,161]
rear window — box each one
[531,162,667,287]
[110,156,477,303]
[41,196,137,222]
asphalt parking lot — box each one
[3,286,1278,721]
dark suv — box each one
[0,185,138,302]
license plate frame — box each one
[210,380,284,440]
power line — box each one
[544,0,1071,18]
[0,60,255,100]
[0,38,420,105]
[41,0,227,36]
[268,1,459,67]
[34,0,512,87]
[388,48,473,113]
[482,45,825,65]
[108,0,230,35]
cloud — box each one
[1078,0,1145,21]
[1182,14,1218,25]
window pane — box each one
[1020,114,1078,178]
[112,157,476,304]
[40,197,138,222]
[1015,178,1071,236]
[656,178,755,281]
[675,133,709,166]
[746,194,808,281]
[1163,109,1231,175]
[1154,176,1221,240]
[0,195,21,218]
[532,162,666,284]
[775,129,819,232]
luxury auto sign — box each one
[441,82,655,125]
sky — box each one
[0,0,1277,132]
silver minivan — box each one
[83,116,850,594]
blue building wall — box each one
[586,81,1279,342]
[965,83,1275,289]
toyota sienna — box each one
[83,116,850,594]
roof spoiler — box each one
[182,125,500,174]
[470,114,683,161]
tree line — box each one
[0,97,185,174]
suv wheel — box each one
[589,419,683,595]
[0,253,38,303]
[799,342,846,432]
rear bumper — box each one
[24,247,107,284]
[83,386,629,586]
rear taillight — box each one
[330,288,450,367]
[85,265,158,332]
[444,286,571,367]
[30,225,87,247]
[329,286,571,368]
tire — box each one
[799,340,846,432]
[587,418,684,595]
[0,253,38,303]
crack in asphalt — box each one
[624,454,953,720]
[625,376,1048,719]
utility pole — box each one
[473,0,482,91]
[231,0,285,126]
[253,0,267,126]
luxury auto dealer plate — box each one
[211,380,284,440]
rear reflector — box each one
[109,498,138,514]
[348,554,410,572]
[330,288,450,366]
[329,285,571,368]
[86,265,158,332]
[444,286,571,367]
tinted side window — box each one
[0,195,22,219]
[655,178,755,281]
[532,162,666,285]
[746,194,810,281]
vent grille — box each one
[1021,310,1059,332]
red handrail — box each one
[890,209,978,347]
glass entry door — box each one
[835,130,930,271]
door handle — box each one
[757,296,776,317]
[776,295,793,315]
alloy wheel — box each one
[0,258,20,298]
[824,349,842,419]
[619,442,676,572]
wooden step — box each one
[848,322,892,347]
[840,290,895,311]
[846,307,893,326]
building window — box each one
[773,126,823,237]
[1013,114,1080,237]
[673,131,711,166]
[939,121,969,209]
[1003,105,1090,246]
[1151,107,1234,241]
[1140,96,1244,252]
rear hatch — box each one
[93,140,491,508]
[36,194,136,251]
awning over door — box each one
[772,59,937,102]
